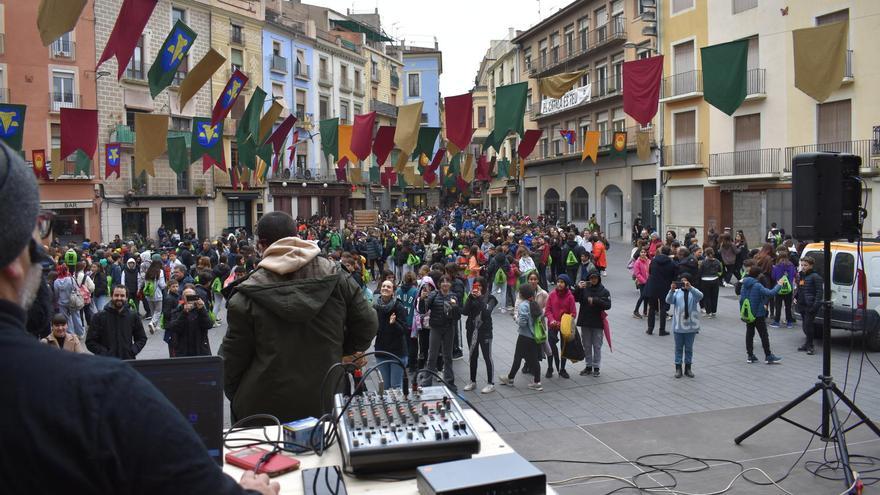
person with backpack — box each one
[74,261,95,327]
[462,277,498,393]
[739,266,785,364]
[666,276,702,378]
[698,248,722,318]
[545,274,576,379]
[499,284,544,391]
[574,269,612,377]
[53,265,85,338]
[795,256,823,355]
[770,249,797,329]
[140,259,166,335]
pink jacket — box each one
[632,257,650,285]
[545,288,576,327]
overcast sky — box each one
[306,0,572,96]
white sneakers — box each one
[527,382,544,391]
[498,376,513,386]
[481,384,495,394]
[147,322,155,335]
[463,382,476,391]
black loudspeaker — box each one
[792,152,862,241]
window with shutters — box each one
[230,48,243,73]
[319,97,329,120]
[817,99,851,144]
[672,40,696,94]
[295,89,306,120]
[597,111,609,146]
[673,110,696,164]
[734,114,760,151]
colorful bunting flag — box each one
[444,93,474,151]
[380,167,396,188]
[211,69,248,126]
[369,166,380,184]
[394,101,424,168]
[496,158,510,178]
[148,19,197,98]
[793,21,848,103]
[134,113,168,176]
[701,39,749,115]
[167,135,190,173]
[97,0,159,80]
[179,49,225,110]
[191,117,224,172]
[32,149,48,180]
[60,108,97,163]
[0,104,26,151]
[236,87,267,170]
[372,126,395,166]
[105,143,121,179]
[37,0,87,47]
[559,129,576,145]
[319,118,339,161]
[337,124,358,165]
[538,70,588,99]
[482,130,502,154]
[259,102,284,143]
[397,169,408,189]
[461,153,474,183]
[636,131,652,161]
[351,112,376,161]
[517,129,543,159]
[413,127,440,160]
[266,114,297,154]
[350,167,363,184]
[611,131,627,157]
[475,155,491,181]
[623,55,664,126]
[50,149,62,181]
[492,82,528,139]
[73,150,91,177]
[582,131,600,164]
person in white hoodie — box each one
[221,212,378,423]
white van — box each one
[801,242,878,350]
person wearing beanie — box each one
[666,276,703,378]
[545,273,576,379]
[0,141,279,493]
[574,269,612,377]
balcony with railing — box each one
[746,68,765,99]
[295,62,311,80]
[353,78,365,96]
[50,39,76,61]
[111,124,135,147]
[319,70,332,87]
[710,148,781,179]
[339,77,353,93]
[784,140,879,173]
[660,70,703,102]
[270,54,288,74]
[532,125,656,161]
[661,142,703,169]
[530,17,626,76]
[534,75,621,120]
[370,99,397,118]
[48,92,81,113]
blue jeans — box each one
[376,355,408,389]
[674,332,696,365]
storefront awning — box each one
[487,187,506,196]
[41,200,94,209]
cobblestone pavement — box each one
[137,242,880,434]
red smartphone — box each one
[225,447,301,477]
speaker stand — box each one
[734,240,880,492]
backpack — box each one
[778,274,793,295]
[566,250,578,266]
[68,280,85,310]
[533,316,548,344]
[407,253,421,266]
[77,276,92,305]
[143,279,156,298]
[739,283,756,323]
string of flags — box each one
[4,0,853,191]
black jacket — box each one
[373,297,408,357]
[574,277,611,328]
[487,252,509,281]
[420,290,460,329]
[86,304,147,359]
[166,305,214,357]
[0,299,253,494]
[675,255,699,281]
[464,294,498,339]
[796,271,823,314]
[698,258,722,286]
[93,271,108,298]
[645,253,676,299]
[122,265,139,297]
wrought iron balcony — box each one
[660,71,703,101]
[746,68,765,97]
[784,140,878,173]
[270,54,288,73]
[295,62,310,80]
[48,92,81,113]
[710,148,781,178]
[50,39,76,61]
[662,142,703,168]
[531,18,626,76]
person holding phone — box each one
[166,286,215,357]
[418,274,460,391]
[462,277,498,393]
[666,276,703,378]
[373,279,409,388]
[573,270,611,377]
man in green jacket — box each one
[222,212,378,423]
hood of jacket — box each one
[741,276,759,292]
[235,265,342,323]
[653,253,671,266]
[258,237,321,275]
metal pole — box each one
[822,238,833,439]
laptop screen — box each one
[127,356,224,465]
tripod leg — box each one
[830,384,880,439]
[826,388,856,489]
[735,383,822,445]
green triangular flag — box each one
[496,158,510,178]
[369,166,380,183]
[257,143,273,172]
[397,170,408,189]
[191,117,224,165]
[444,153,460,188]
[238,138,257,170]
[167,135,190,173]
[411,127,440,160]
[148,20,197,98]
[493,82,528,139]
[237,86,266,146]
[483,130,501,154]
[319,118,339,160]
[0,104,26,151]
[73,149,91,176]
[701,39,749,116]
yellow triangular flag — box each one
[582,130,600,164]
[519,158,525,178]
[447,141,460,156]
[50,148,63,180]
[179,49,226,110]
[37,0,87,47]
[259,102,284,143]
[637,131,651,161]
[350,167,363,184]
[394,152,408,173]
[394,101,424,157]
[461,153,474,182]
[337,125,359,165]
[793,21,848,102]
[538,70,588,99]
[134,113,168,177]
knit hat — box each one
[556,274,573,287]
[151,253,162,262]
[0,142,39,268]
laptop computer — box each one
[127,356,224,465]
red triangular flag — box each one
[97,0,159,80]
[203,153,226,173]
[335,167,347,181]
[60,108,98,162]
[337,156,350,169]
[444,93,474,151]
[351,112,376,161]
[517,129,543,159]
[476,155,490,181]
[423,148,445,185]
[266,114,297,152]
[455,175,468,193]
[372,126,395,165]
[380,167,396,188]
[623,55,664,127]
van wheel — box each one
[866,328,880,352]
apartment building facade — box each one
[1,0,101,244]
[514,0,658,238]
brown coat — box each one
[41,332,87,353]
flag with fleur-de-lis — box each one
[148,19,197,98]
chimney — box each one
[508,27,515,39]
[434,36,438,50]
